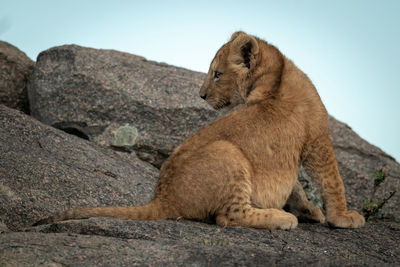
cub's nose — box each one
[200,93,207,100]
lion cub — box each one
[34,31,365,230]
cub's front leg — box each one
[285,180,325,223]
[302,135,365,228]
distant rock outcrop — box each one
[0,41,34,113]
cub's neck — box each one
[246,40,285,104]
[246,40,318,110]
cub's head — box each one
[199,31,259,110]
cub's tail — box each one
[33,199,169,226]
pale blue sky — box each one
[1,0,399,161]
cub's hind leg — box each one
[284,180,325,223]
[215,177,298,230]
[216,202,298,230]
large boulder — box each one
[0,41,34,113]
[0,105,159,230]
[0,104,399,265]
[28,45,218,168]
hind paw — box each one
[277,213,298,230]
[327,210,365,228]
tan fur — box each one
[34,31,365,229]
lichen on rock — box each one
[113,125,139,148]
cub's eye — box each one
[213,71,222,79]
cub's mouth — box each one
[214,101,231,110]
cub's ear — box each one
[230,32,259,69]
[229,31,246,42]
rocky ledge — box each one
[0,42,399,266]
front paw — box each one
[327,210,365,228]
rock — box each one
[0,105,159,230]
[28,45,218,168]
[0,41,34,113]
[0,218,398,265]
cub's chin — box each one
[213,101,231,110]
[210,98,245,112]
